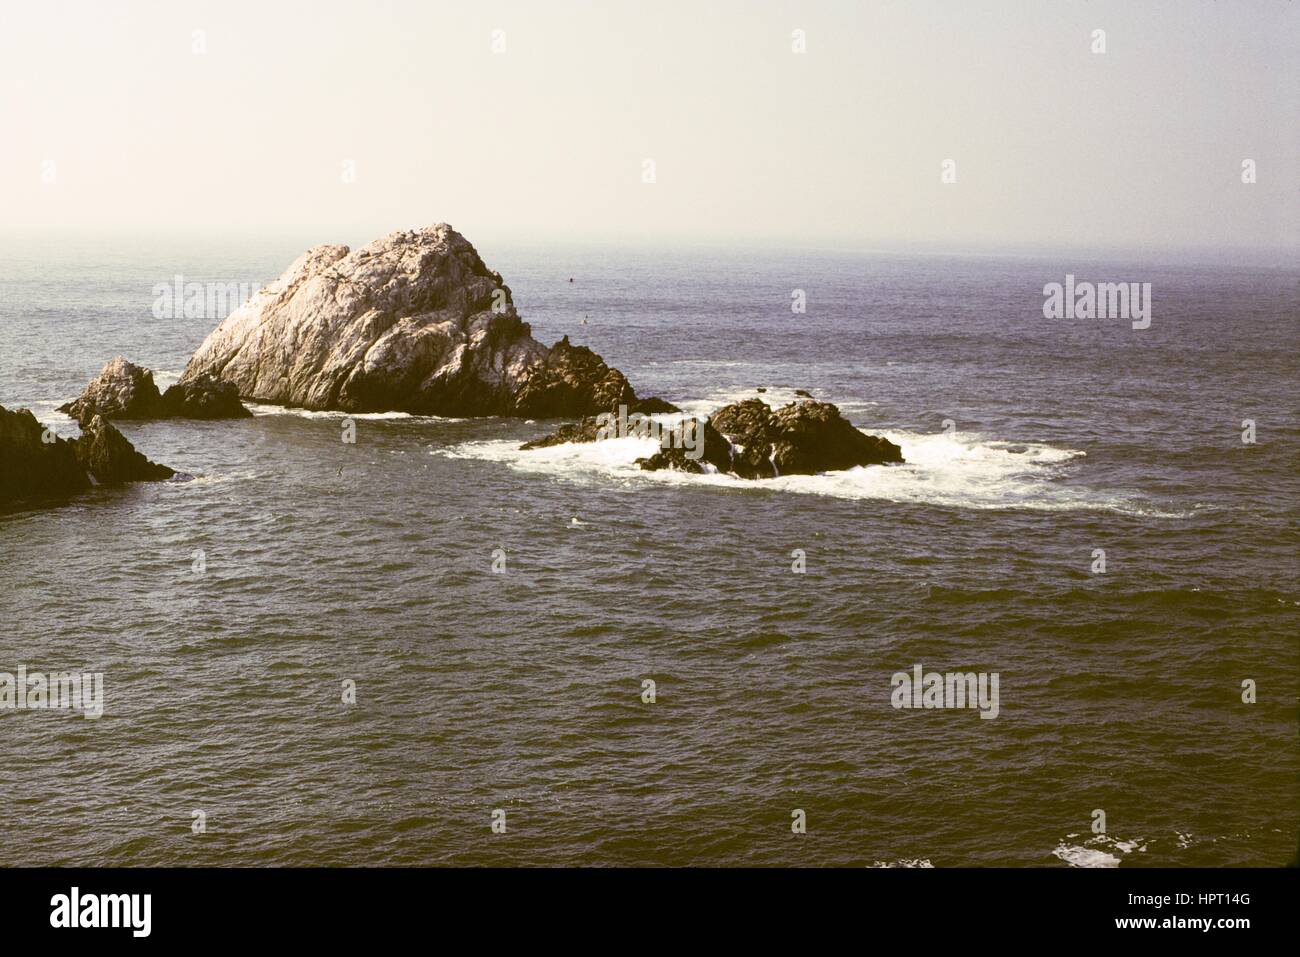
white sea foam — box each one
[437,424,1174,514]
[1053,845,1122,868]
[1053,834,1147,867]
[245,402,466,423]
[870,858,934,868]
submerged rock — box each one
[1,405,176,505]
[179,224,658,418]
[58,356,163,422]
[61,357,252,422]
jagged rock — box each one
[61,358,252,422]
[58,357,163,422]
[159,374,253,419]
[627,395,680,415]
[635,418,733,474]
[709,398,903,477]
[73,416,175,484]
[521,399,688,451]
[1,406,176,505]
[520,416,606,450]
[179,224,645,418]
[511,336,635,417]
[0,406,91,502]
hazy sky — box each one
[2,0,1297,251]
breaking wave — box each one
[245,402,467,423]
[437,426,1181,515]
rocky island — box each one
[176,224,673,418]
[24,223,903,507]
[522,397,903,479]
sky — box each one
[1,0,1297,252]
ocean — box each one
[1,233,1296,866]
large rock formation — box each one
[521,397,905,479]
[61,357,252,423]
[178,224,670,417]
[1,405,175,505]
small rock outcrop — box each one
[58,357,162,422]
[512,337,635,418]
[178,224,668,418]
[61,357,252,423]
[632,396,681,415]
[1,405,175,505]
[510,338,675,417]
[159,374,253,419]
[1,406,91,502]
[522,397,904,479]
[520,416,608,450]
[707,398,903,477]
[73,415,175,484]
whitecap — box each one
[245,402,466,423]
[1053,834,1147,867]
[870,858,934,868]
[438,426,1181,515]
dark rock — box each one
[709,397,778,478]
[59,356,163,423]
[62,358,253,422]
[519,395,902,479]
[631,396,681,415]
[512,335,637,418]
[794,389,813,398]
[0,406,91,503]
[159,374,253,419]
[710,398,902,476]
[520,416,606,450]
[521,403,686,452]
[73,416,175,484]
[635,418,732,474]
[1,405,176,506]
